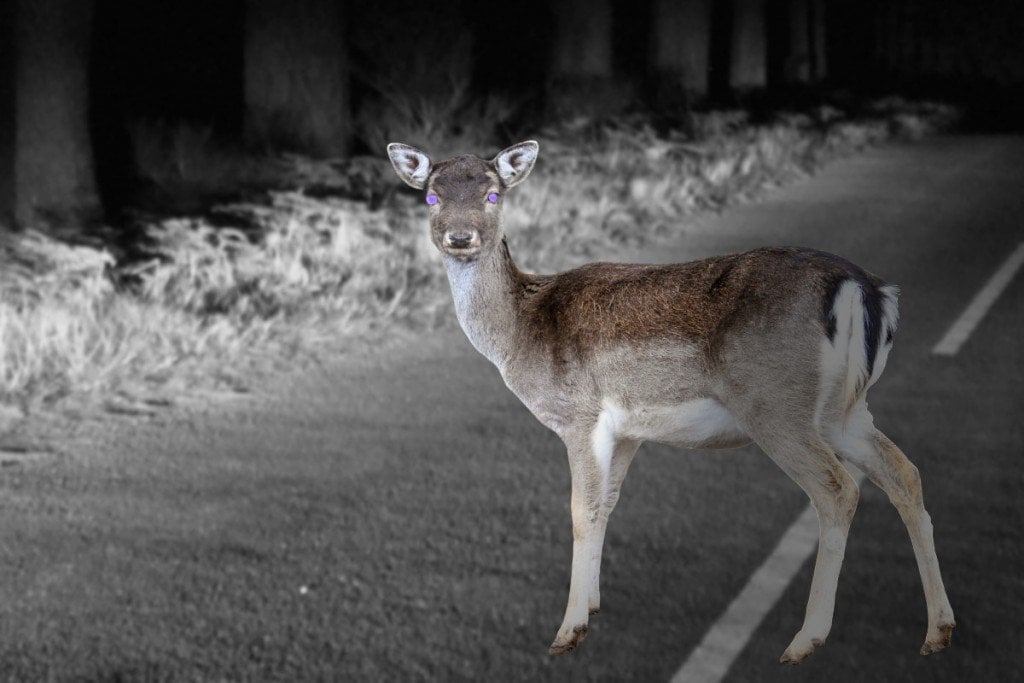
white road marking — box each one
[671,471,865,683]
[933,242,1024,356]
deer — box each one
[386,140,955,664]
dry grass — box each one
[131,194,436,326]
[0,197,443,410]
[0,231,265,410]
[0,99,959,410]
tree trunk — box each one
[244,0,350,156]
[780,0,826,83]
[651,0,713,100]
[729,0,768,89]
[0,1,14,229]
[786,0,811,82]
[548,0,620,118]
[10,0,101,230]
[551,0,614,80]
[809,0,827,81]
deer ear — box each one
[387,143,432,189]
[493,140,539,188]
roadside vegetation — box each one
[0,97,958,411]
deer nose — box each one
[445,231,476,249]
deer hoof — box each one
[779,633,823,665]
[548,624,588,655]
[920,622,955,655]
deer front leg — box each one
[549,428,624,655]
[586,439,641,615]
[548,487,601,654]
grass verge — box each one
[0,98,959,411]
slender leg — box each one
[549,424,639,655]
[586,439,641,615]
[828,403,956,656]
[752,432,860,664]
[864,430,956,654]
[549,435,604,655]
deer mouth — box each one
[442,230,482,257]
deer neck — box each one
[443,237,528,370]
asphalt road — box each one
[2,135,1021,681]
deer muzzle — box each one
[444,230,480,250]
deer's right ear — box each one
[493,140,539,188]
[387,143,432,189]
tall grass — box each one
[130,193,442,328]
[0,98,959,410]
[0,197,443,409]
[0,231,264,409]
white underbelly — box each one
[602,398,750,449]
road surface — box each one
[1,136,1021,681]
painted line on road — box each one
[933,242,1024,356]
[670,470,865,683]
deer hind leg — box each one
[549,420,640,655]
[749,428,860,665]
[828,406,955,655]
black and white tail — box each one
[824,279,900,416]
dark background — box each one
[1,0,1023,236]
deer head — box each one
[387,141,539,260]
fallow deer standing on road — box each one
[386,140,955,663]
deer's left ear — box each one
[493,140,539,188]
[387,143,432,189]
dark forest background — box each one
[2,0,1023,236]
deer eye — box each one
[426,194,439,206]
[486,193,500,204]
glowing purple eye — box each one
[426,194,439,206]
[487,193,500,204]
